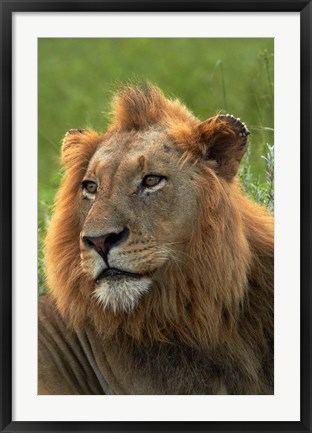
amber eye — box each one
[142,175,163,188]
[82,181,97,194]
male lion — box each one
[39,83,274,395]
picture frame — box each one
[1,1,311,432]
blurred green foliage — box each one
[38,38,274,294]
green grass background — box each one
[38,38,274,294]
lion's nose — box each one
[82,228,129,259]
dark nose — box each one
[82,228,129,259]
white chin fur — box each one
[92,277,152,313]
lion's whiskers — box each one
[152,246,188,271]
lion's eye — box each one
[82,181,97,194]
[142,175,163,188]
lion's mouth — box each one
[95,267,145,283]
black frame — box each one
[1,1,311,432]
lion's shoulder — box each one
[38,296,107,394]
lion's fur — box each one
[44,83,274,394]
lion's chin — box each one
[92,277,152,314]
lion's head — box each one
[45,83,273,348]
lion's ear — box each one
[197,114,250,181]
[61,128,100,169]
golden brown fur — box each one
[43,83,274,394]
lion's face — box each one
[47,84,251,323]
[79,128,197,312]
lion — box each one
[39,83,274,395]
